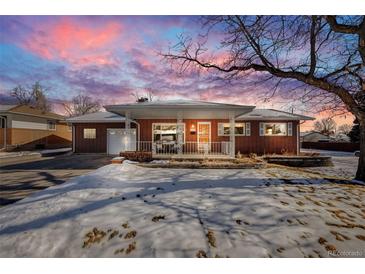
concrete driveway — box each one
[0,154,112,206]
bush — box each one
[120,151,152,162]
[248,153,257,159]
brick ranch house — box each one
[0,104,72,151]
[67,100,314,158]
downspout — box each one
[297,121,300,155]
[131,120,140,151]
[130,119,140,151]
[0,116,7,151]
[72,124,75,153]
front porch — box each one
[105,101,251,159]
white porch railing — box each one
[134,141,231,156]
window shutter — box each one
[245,122,251,136]
[218,123,224,136]
[288,122,293,136]
[259,123,264,136]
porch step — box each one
[111,156,125,164]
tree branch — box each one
[325,16,361,34]
[309,16,317,76]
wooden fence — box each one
[301,142,359,152]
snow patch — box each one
[0,162,363,258]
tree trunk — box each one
[355,117,365,181]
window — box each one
[260,123,287,136]
[0,117,5,128]
[152,123,185,143]
[47,120,56,130]
[83,128,96,139]
[218,123,247,136]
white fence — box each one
[134,141,231,156]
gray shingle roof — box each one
[237,109,314,121]
[105,99,254,109]
[0,105,17,112]
[66,111,125,123]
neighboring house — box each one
[67,100,314,157]
[333,133,350,142]
[0,104,72,151]
[300,131,333,143]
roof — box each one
[105,99,255,119]
[106,99,254,108]
[0,105,17,112]
[0,104,65,120]
[67,111,125,123]
[236,108,314,121]
[300,131,329,137]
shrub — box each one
[248,153,257,159]
[120,151,152,162]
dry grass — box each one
[325,244,337,252]
[276,247,285,253]
[318,237,327,245]
[125,242,136,254]
[355,235,365,241]
[326,222,365,230]
[140,157,266,169]
[296,201,305,206]
[152,215,165,222]
[196,250,207,258]
[206,230,217,248]
[330,230,351,241]
[82,227,107,248]
[124,230,137,239]
[108,230,119,240]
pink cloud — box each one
[23,18,122,67]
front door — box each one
[197,122,211,153]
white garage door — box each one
[107,128,136,155]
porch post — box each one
[177,111,183,154]
[125,111,131,129]
[125,111,131,151]
[229,112,235,157]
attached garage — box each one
[67,112,136,154]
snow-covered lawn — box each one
[300,149,358,179]
[0,162,364,258]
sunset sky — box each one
[0,16,354,130]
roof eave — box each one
[67,120,125,123]
[104,104,255,110]
[236,116,315,121]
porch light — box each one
[190,124,196,133]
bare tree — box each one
[338,124,352,135]
[314,118,337,135]
[31,82,52,112]
[162,15,365,181]
[63,94,101,117]
[11,85,33,105]
[11,81,52,112]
